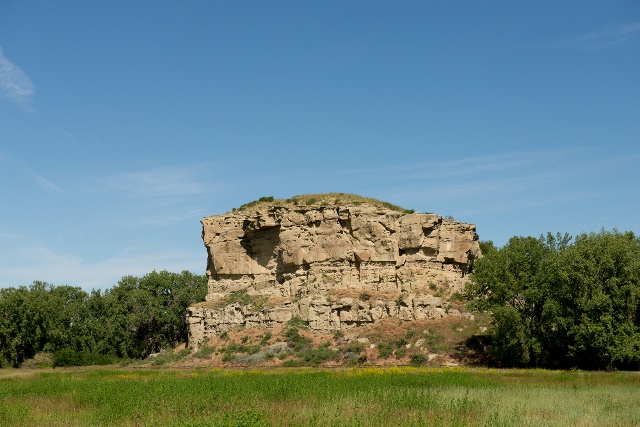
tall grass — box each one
[1,367,639,426]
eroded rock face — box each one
[187,203,481,349]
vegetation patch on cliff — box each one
[232,192,416,214]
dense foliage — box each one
[467,230,640,370]
[0,270,207,367]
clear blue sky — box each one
[1,1,639,290]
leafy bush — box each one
[53,349,120,367]
[194,345,216,359]
[150,349,185,366]
[260,332,272,346]
[300,343,339,366]
[344,342,364,354]
[286,316,308,329]
[377,342,393,359]
[222,353,236,362]
[284,327,311,352]
[220,342,261,359]
[20,352,54,369]
[409,354,428,366]
[394,337,408,347]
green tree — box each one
[0,270,207,366]
[466,235,562,366]
[0,282,93,367]
[467,230,640,370]
[98,270,207,358]
[556,230,640,370]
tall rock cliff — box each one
[187,195,481,349]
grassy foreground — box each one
[1,367,639,426]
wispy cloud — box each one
[354,147,637,220]
[551,22,640,50]
[0,46,35,110]
[305,148,590,189]
[0,151,65,194]
[93,166,218,198]
[137,208,209,226]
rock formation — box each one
[187,195,481,350]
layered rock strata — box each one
[187,202,481,349]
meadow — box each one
[1,366,639,426]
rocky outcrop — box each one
[187,197,481,350]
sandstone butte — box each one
[187,194,482,350]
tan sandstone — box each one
[187,196,481,350]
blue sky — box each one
[1,1,639,290]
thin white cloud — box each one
[0,46,35,110]
[94,166,217,198]
[392,170,599,204]
[306,147,589,187]
[137,208,209,226]
[0,151,65,194]
[551,22,640,50]
[370,147,638,219]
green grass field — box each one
[1,367,639,426]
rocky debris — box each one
[187,197,481,350]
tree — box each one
[0,270,207,366]
[557,230,640,370]
[466,234,562,367]
[98,270,207,358]
[0,282,93,367]
[467,230,640,370]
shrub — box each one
[377,342,393,359]
[53,349,119,367]
[409,353,428,366]
[300,343,339,366]
[344,342,364,354]
[405,329,418,340]
[286,316,308,329]
[21,352,54,369]
[284,327,311,352]
[195,345,216,359]
[260,332,272,346]
[278,351,289,360]
[359,292,371,302]
[394,337,407,347]
[344,352,367,366]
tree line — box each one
[0,270,207,367]
[466,229,640,370]
[2,229,638,370]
